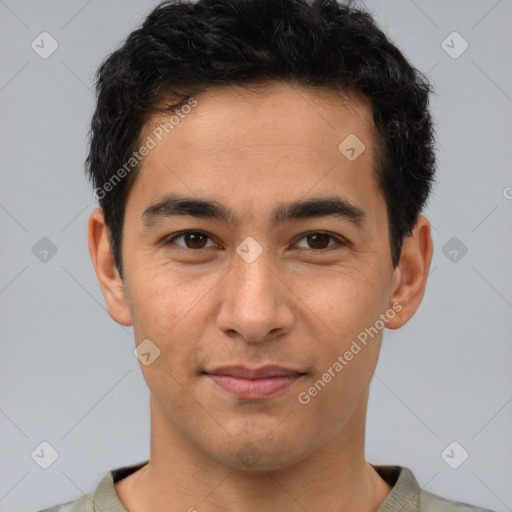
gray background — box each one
[1,1,511,511]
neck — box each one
[116,393,391,512]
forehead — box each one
[143,82,375,156]
[127,82,381,222]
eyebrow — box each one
[142,192,366,229]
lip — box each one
[203,365,306,400]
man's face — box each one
[118,82,399,470]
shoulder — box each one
[37,492,94,512]
[372,464,497,512]
[36,460,148,512]
[419,489,497,512]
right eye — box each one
[166,230,219,251]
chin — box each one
[206,434,313,473]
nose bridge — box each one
[234,246,275,304]
[217,242,292,341]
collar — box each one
[93,460,421,512]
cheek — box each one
[125,261,223,371]
[127,262,206,329]
[292,327,382,451]
[290,263,390,406]
[290,262,390,340]
[126,265,207,410]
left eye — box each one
[167,231,343,251]
[295,232,343,250]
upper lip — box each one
[204,365,305,379]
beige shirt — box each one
[39,460,496,512]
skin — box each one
[88,81,433,512]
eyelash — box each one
[165,230,346,252]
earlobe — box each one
[386,215,433,330]
[87,208,133,326]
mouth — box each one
[202,365,307,400]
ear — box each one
[386,215,433,329]
[87,208,133,326]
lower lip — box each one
[206,374,303,400]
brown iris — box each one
[306,233,331,250]
[182,231,209,249]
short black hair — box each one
[86,0,436,277]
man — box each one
[40,0,495,511]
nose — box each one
[216,247,294,343]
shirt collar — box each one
[93,460,421,512]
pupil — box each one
[187,232,206,249]
[308,233,329,249]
